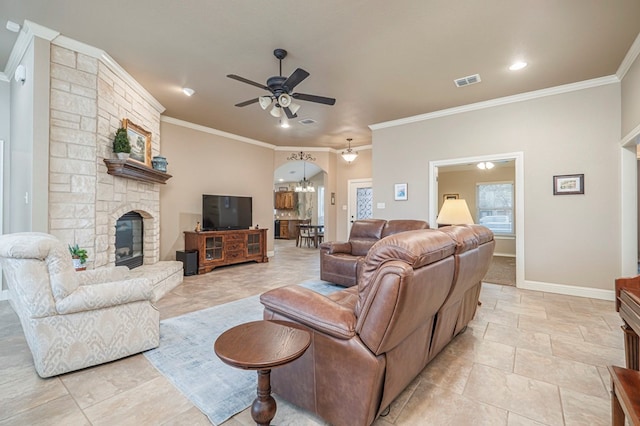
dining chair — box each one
[298,219,311,247]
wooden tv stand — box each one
[184,229,268,274]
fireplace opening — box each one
[115,211,143,269]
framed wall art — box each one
[394,183,408,201]
[123,118,151,166]
[553,174,584,195]
[443,193,459,201]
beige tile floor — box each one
[0,239,625,425]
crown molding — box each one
[274,146,333,152]
[52,35,165,114]
[161,116,275,149]
[617,31,640,80]
[3,20,60,80]
[370,75,620,131]
[0,73,8,83]
[621,122,640,147]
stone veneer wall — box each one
[48,44,162,268]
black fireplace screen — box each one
[115,211,143,269]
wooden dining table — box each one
[297,224,324,248]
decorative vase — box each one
[72,257,85,271]
[152,155,168,172]
[116,152,130,160]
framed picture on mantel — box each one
[123,119,151,167]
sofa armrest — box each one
[55,277,153,315]
[76,266,130,286]
[260,285,356,339]
[321,241,352,255]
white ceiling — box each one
[2,1,640,151]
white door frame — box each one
[0,139,6,301]
[347,178,372,235]
[429,152,524,287]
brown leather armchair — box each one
[262,229,459,426]
[319,219,429,287]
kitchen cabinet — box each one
[274,191,297,210]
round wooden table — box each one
[214,320,311,426]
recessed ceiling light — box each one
[509,61,527,71]
[182,87,195,96]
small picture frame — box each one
[443,193,459,201]
[123,118,152,167]
[394,183,408,201]
[553,174,584,195]
[278,187,288,192]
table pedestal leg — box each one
[622,324,640,370]
[251,369,276,426]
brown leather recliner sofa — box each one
[260,225,494,426]
[319,219,429,287]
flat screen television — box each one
[202,195,252,231]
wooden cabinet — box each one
[277,219,303,240]
[184,229,268,274]
[274,191,297,210]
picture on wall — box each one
[394,183,408,201]
[443,193,459,201]
[123,119,151,166]
[553,174,584,195]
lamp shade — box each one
[437,199,474,225]
[259,96,272,110]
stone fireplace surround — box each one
[47,41,163,269]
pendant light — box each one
[341,138,358,163]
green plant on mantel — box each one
[68,244,88,264]
[113,127,131,153]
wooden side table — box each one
[214,320,311,426]
[608,365,640,426]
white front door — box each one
[347,178,373,236]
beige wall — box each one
[438,165,516,256]
[335,148,372,241]
[622,38,640,138]
[373,83,621,291]
[159,120,275,260]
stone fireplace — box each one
[47,43,164,268]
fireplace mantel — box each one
[104,159,172,184]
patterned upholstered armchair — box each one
[0,232,160,377]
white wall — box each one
[372,82,621,294]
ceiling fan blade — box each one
[235,98,259,107]
[282,68,310,92]
[283,106,297,119]
[292,93,336,105]
[227,74,270,91]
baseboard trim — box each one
[519,279,615,301]
[493,253,516,258]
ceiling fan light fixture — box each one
[259,96,272,110]
[341,138,358,163]
[279,118,290,128]
[477,161,495,170]
[270,105,282,117]
[278,93,292,107]
[289,102,301,115]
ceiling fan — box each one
[227,48,336,119]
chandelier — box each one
[341,138,358,163]
[295,161,315,192]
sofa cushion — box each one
[349,219,387,256]
[381,220,429,238]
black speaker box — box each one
[176,250,198,276]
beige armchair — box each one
[0,232,160,377]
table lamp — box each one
[436,199,474,226]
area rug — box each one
[483,255,516,286]
[144,280,341,425]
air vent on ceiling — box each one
[454,74,481,88]
[298,118,317,125]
